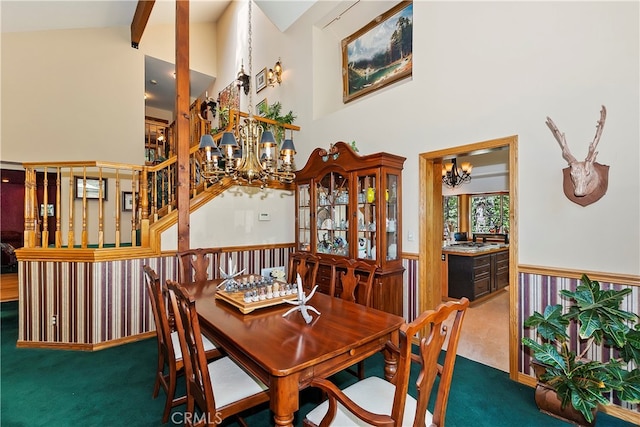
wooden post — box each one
[175,0,190,252]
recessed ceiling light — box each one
[150,79,158,85]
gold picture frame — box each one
[256,98,268,115]
[341,1,413,103]
[256,68,267,93]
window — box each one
[470,193,509,234]
[443,196,459,239]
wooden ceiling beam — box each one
[131,1,155,49]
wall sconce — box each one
[267,58,282,86]
[237,62,250,95]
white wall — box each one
[3,1,638,275]
[161,187,295,251]
[217,0,638,274]
[1,27,144,163]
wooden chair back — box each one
[328,258,376,307]
[395,297,469,426]
[287,252,320,289]
[143,265,180,423]
[166,280,216,423]
[166,280,269,425]
[177,247,222,283]
[306,297,469,427]
[143,265,175,367]
[328,258,378,379]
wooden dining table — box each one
[187,279,405,427]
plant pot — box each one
[534,383,597,427]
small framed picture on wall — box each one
[256,68,267,93]
[256,98,267,115]
[122,191,133,211]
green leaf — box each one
[616,368,640,403]
[524,305,569,342]
[530,343,568,373]
[620,329,640,364]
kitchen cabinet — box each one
[446,248,509,301]
[294,142,406,315]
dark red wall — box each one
[1,169,56,247]
[1,169,25,247]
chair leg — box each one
[162,369,177,424]
[357,361,365,380]
[152,350,165,398]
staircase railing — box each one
[21,112,300,250]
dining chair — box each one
[303,297,470,427]
[328,257,378,379]
[287,251,320,290]
[166,279,270,427]
[177,247,223,283]
[143,265,222,424]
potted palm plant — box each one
[522,274,640,426]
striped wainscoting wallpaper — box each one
[402,255,419,322]
[18,246,294,348]
[518,271,639,411]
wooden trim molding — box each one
[518,264,639,287]
[16,331,155,351]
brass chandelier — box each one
[198,0,296,187]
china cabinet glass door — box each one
[297,184,311,251]
[385,174,399,260]
[316,171,349,256]
[356,172,378,261]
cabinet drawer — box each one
[473,255,491,268]
[495,251,509,262]
[474,263,491,278]
[474,276,491,297]
[495,271,509,289]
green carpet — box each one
[1,301,635,426]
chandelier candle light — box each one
[442,158,472,188]
[198,0,296,187]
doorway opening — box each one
[418,135,518,380]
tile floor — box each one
[444,287,510,372]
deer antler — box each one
[546,116,577,164]
[585,105,606,164]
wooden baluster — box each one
[151,169,157,214]
[55,167,62,248]
[41,167,49,247]
[190,154,197,197]
[97,168,104,248]
[131,171,138,247]
[140,168,150,247]
[167,164,173,213]
[115,170,121,247]
[68,168,75,247]
[81,168,88,248]
[23,168,37,248]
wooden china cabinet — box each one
[294,141,406,316]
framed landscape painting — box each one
[341,1,413,103]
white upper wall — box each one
[2,1,638,275]
[215,0,638,274]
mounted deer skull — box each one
[546,105,609,206]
